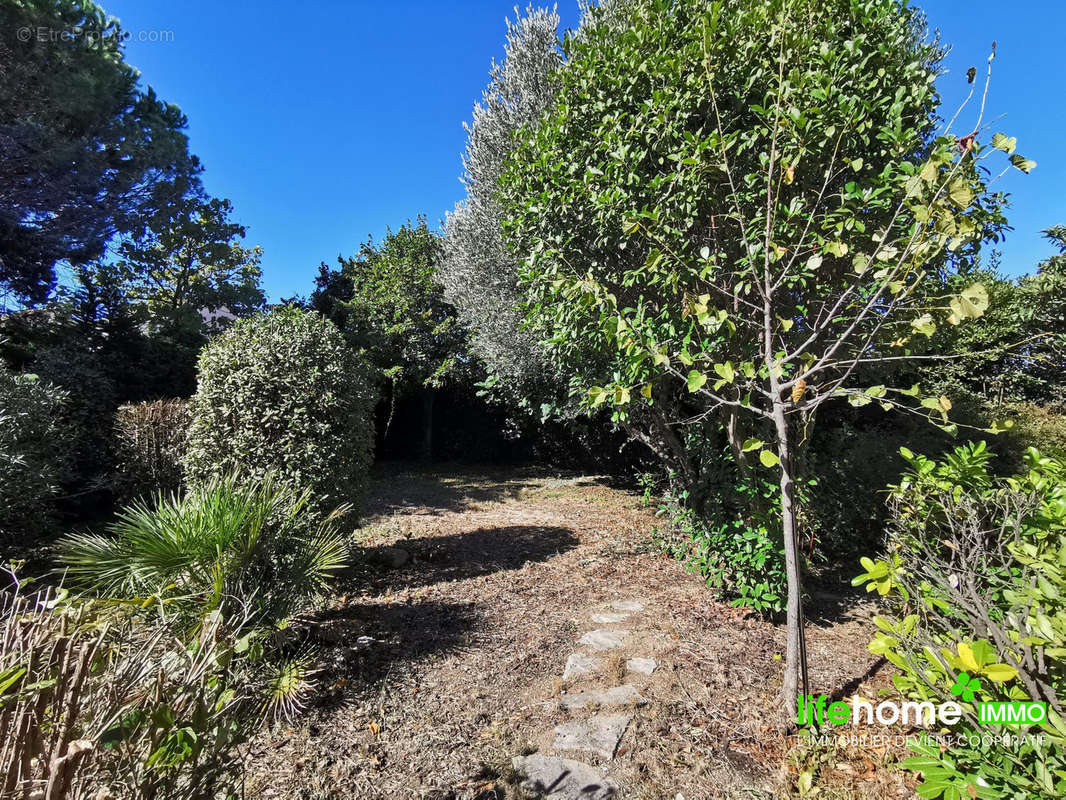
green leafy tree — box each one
[921,236,1066,408]
[116,194,265,337]
[0,0,198,304]
[312,217,466,458]
[500,0,1034,711]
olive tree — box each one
[500,0,1033,712]
[440,5,564,408]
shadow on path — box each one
[354,524,579,592]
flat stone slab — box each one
[553,713,632,760]
[611,600,645,613]
[563,653,602,681]
[626,657,658,675]
[578,629,626,651]
[590,612,629,624]
[511,754,618,798]
[560,684,645,711]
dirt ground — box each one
[243,466,917,800]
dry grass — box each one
[242,466,915,799]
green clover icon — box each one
[950,672,982,703]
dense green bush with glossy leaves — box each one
[0,363,69,541]
[855,443,1066,799]
[183,308,376,507]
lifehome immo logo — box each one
[796,689,1047,728]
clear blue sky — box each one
[105,0,1066,301]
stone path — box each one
[511,598,659,798]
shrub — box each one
[854,443,1066,799]
[998,402,1066,464]
[184,307,376,507]
[0,363,68,542]
[60,476,350,720]
[34,341,119,497]
[653,453,807,614]
[114,398,191,501]
[0,580,252,799]
[60,476,348,633]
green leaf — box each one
[687,370,707,392]
[991,133,1017,154]
[741,438,763,452]
[713,362,735,383]
[759,450,780,468]
[1009,153,1036,173]
[947,179,973,208]
[911,314,936,337]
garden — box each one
[1,0,1064,798]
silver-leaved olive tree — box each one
[499,0,1034,713]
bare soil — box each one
[243,466,916,800]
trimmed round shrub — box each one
[0,364,69,542]
[183,308,376,506]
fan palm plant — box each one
[60,475,350,721]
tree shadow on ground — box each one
[353,524,579,593]
[310,599,480,707]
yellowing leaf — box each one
[991,133,1017,154]
[947,179,973,209]
[958,642,979,673]
[759,449,780,468]
[982,663,1018,683]
[911,314,936,337]
[741,437,763,452]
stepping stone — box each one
[563,653,602,681]
[611,600,644,613]
[590,612,629,624]
[560,684,645,711]
[511,754,617,799]
[553,713,632,760]
[578,629,626,651]
[626,657,658,675]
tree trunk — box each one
[421,388,435,462]
[772,399,807,718]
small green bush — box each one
[654,455,801,614]
[184,308,376,507]
[114,398,191,501]
[855,443,1066,799]
[60,476,350,720]
[0,363,68,542]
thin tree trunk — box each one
[421,388,435,462]
[772,399,807,718]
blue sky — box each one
[106,0,1066,300]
